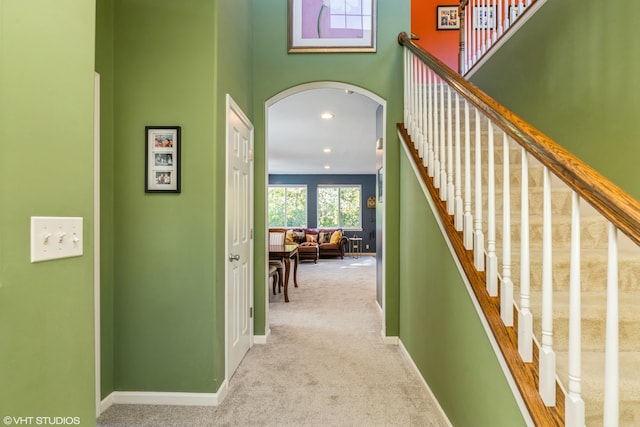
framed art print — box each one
[145,126,181,193]
[437,5,460,30]
[288,0,377,53]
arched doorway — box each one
[264,81,386,336]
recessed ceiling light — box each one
[324,165,331,169]
[321,112,334,120]
[323,148,332,153]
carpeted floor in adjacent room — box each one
[97,257,450,426]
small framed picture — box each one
[474,5,496,30]
[145,126,181,193]
[437,5,460,30]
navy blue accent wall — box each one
[269,174,377,253]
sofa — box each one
[278,228,348,262]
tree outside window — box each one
[317,185,361,229]
[268,186,307,227]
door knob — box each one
[229,254,240,262]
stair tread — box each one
[556,351,640,400]
[527,291,640,319]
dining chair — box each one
[269,260,284,294]
[269,230,286,246]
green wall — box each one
[398,153,526,426]
[469,0,640,200]
[95,0,115,399]
[112,0,218,392]
[251,0,410,336]
[0,0,97,421]
[213,0,254,385]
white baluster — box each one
[539,166,556,406]
[497,0,504,36]
[471,0,477,65]
[417,61,424,157]
[474,110,485,271]
[407,53,413,135]
[478,0,483,60]
[565,192,585,427]
[500,133,513,325]
[407,53,414,137]
[427,69,435,177]
[403,49,409,124]
[603,223,619,427]
[493,0,499,43]
[484,0,489,54]
[478,0,483,55]
[411,55,417,142]
[486,121,498,296]
[504,0,511,29]
[439,80,447,199]
[463,6,469,73]
[518,147,532,362]
[433,77,441,187]
[447,85,455,213]
[420,62,428,167]
[463,100,473,250]
[454,92,463,231]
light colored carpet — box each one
[97,257,450,426]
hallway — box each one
[97,257,449,426]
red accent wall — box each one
[412,1,459,72]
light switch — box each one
[31,216,83,263]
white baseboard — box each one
[398,340,453,427]
[382,333,399,345]
[99,381,229,415]
[99,393,114,414]
[254,328,270,344]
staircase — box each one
[482,135,640,426]
[398,32,640,426]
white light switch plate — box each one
[31,216,83,263]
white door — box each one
[225,95,254,380]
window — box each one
[317,185,361,230]
[268,185,307,228]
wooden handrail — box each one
[398,32,640,247]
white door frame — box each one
[224,94,255,383]
[264,81,386,337]
[94,72,102,417]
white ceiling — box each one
[267,88,381,175]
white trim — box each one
[93,72,102,417]
[266,81,386,107]
[99,393,113,414]
[398,340,453,427]
[400,138,535,427]
[101,383,229,409]
[254,328,270,345]
[382,335,399,345]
